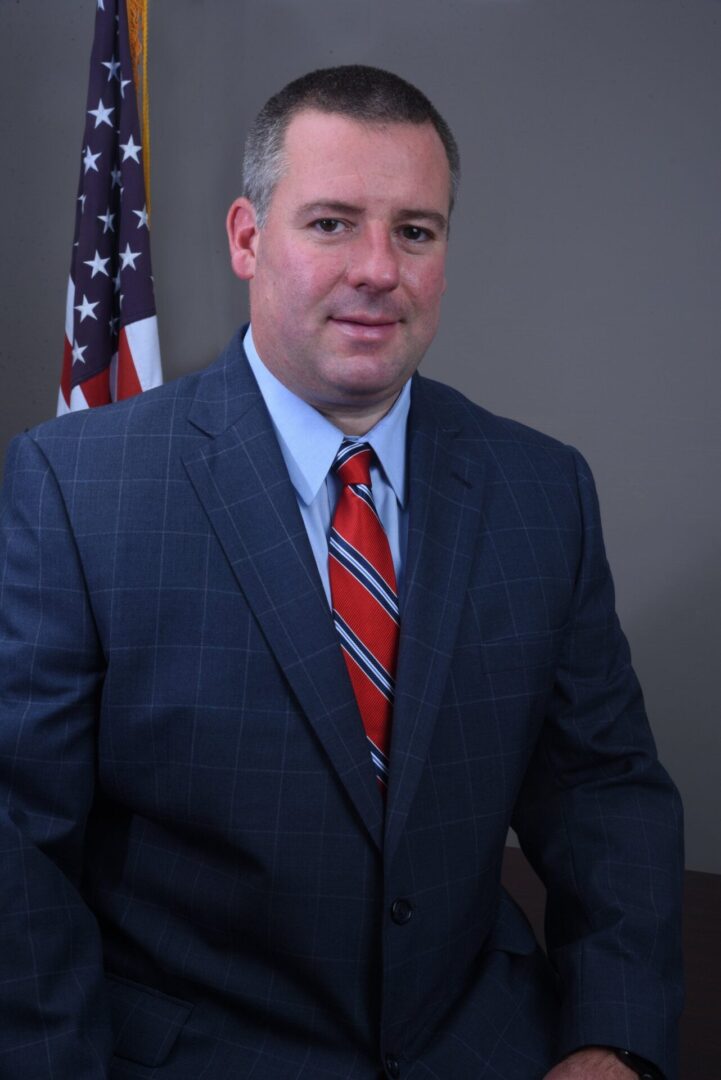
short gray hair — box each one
[243,65,460,227]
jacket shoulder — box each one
[14,333,252,477]
[29,365,206,445]
[413,373,590,479]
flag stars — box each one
[119,134,141,163]
[75,294,100,322]
[84,250,110,278]
[101,56,122,82]
[120,242,141,270]
[98,208,116,233]
[62,0,162,409]
[83,145,101,174]
[71,339,88,365]
[133,205,149,229]
[88,98,115,129]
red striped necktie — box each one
[329,440,399,794]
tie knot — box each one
[333,440,373,487]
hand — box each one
[543,1047,637,1079]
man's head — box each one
[242,65,460,227]
[227,66,459,433]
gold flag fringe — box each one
[127,0,152,222]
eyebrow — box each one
[296,201,448,233]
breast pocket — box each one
[478,629,566,699]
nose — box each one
[346,226,400,292]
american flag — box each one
[58,0,162,414]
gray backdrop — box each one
[1,0,719,872]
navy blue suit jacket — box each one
[0,333,683,1079]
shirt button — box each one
[385,1054,400,1077]
[390,898,414,925]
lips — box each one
[329,316,400,343]
[330,315,400,326]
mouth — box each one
[328,316,400,343]
[330,315,400,327]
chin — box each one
[332,369,403,398]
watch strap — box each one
[613,1048,664,1079]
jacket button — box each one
[390,898,413,925]
[385,1054,400,1077]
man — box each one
[0,66,683,1079]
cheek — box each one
[281,261,341,315]
[416,280,446,335]
[406,261,447,305]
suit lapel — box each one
[182,338,384,849]
[385,377,486,860]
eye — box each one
[399,225,432,243]
[312,218,345,234]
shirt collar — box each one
[243,325,409,508]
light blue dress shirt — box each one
[243,325,410,607]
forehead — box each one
[273,109,451,212]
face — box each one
[227,109,451,430]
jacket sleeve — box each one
[0,432,113,1077]
[510,446,684,1079]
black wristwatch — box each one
[613,1048,664,1079]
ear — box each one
[226,197,260,280]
